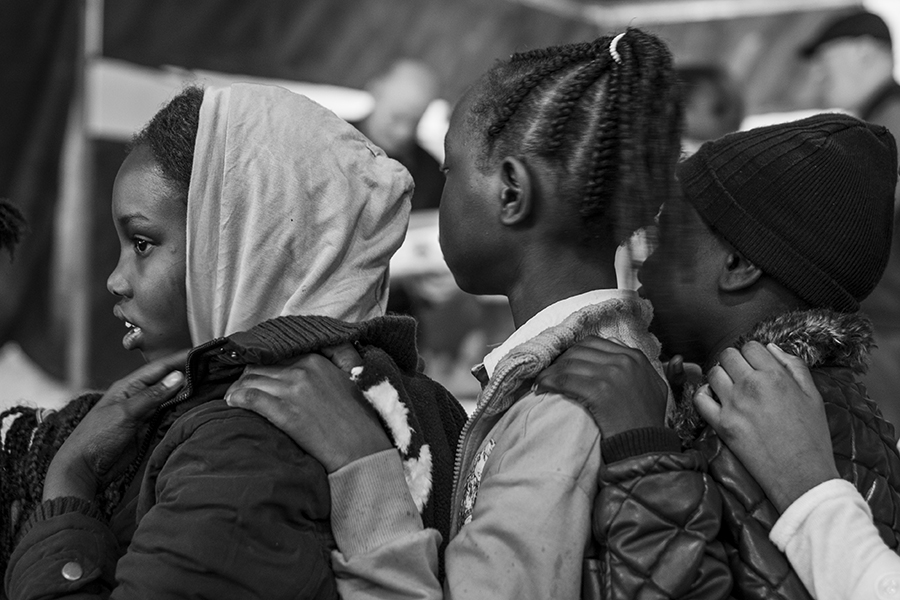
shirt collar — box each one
[480,289,636,379]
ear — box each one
[718,250,762,293]
[497,157,532,226]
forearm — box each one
[329,450,443,600]
[771,478,900,600]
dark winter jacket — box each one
[4,314,466,600]
[587,309,900,600]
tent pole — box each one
[58,0,102,389]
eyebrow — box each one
[117,213,152,227]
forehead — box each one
[112,146,186,222]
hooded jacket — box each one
[588,309,900,600]
[5,315,466,600]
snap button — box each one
[877,574,900,598]
[61,561,83,581]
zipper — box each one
[449,354,534,535]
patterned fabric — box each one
[592,450,732,599]
[459,439,495,527]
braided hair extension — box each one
[0,200,26,257]
[469,28,682,245]
[0,394,102,570]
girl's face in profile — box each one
[107,145,192,363]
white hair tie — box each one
[609,32,626,65]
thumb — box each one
[127,370,184,419]
[320,343,364,374]
[693,384,722,430]
[766,343,817,397]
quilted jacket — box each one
[692,310,900,600]
[588,309,900,600]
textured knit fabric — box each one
[676,309,900,600]
[186,83,413,343]
[5,314,465,600]
[770,478,900,600]
[678,113,897,312]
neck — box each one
[505,251,619,328]
[701,288,806,370]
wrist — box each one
[43,455,97,502]
[768,465,841,513]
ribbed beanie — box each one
[678,113,897,312]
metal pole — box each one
[57,0,102,389]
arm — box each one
[535,336,732,599]
[770,478,900,600]
[697,341,900,600]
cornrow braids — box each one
[469,28,682,245]
[0,199,26,257]
[130,85,204,200]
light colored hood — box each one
[186,83,412,343]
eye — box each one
[132,237,153,256]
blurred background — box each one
[3,0,900,413]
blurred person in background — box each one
[801,10,900,429]
[354,59,444,213]
[677,65,745,155]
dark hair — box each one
[0,395,117,571]
[468,28,682,245]
[0,200,26,257]
[130,85,204,199]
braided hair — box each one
[0,86,204,572]
[469,28,682,245]
[0,200,26,257]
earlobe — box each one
[498,157,532,226]
[719,251,762,292]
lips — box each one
[114,306,144,351]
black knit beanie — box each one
[678,113,897,312]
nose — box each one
[107,258,132,298]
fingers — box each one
[766,343,819,397]
[224,386,291,430]
[125,370,185,418]
[114,349,190,398]
[693,383,722,429]
[320,343,364,374]
[706,363,733,399]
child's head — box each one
[107,84,413,363]
[439,29,682,295]
[107,87,202,362]
[639,113,897,363]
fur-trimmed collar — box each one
[671,309,874,443]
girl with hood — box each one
[2,83,465,599]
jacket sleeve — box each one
[770,478,900,600]
[5,498,118,599]
[444,393,601,600]
[592,427,734,600]
[8,405,339,600]
[329,450,444,600]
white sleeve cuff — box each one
[770,478,868,551]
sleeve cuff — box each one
[601,427,682,463]
[17,496,105,543]
[769,478,863,551]
[328,449,426,557]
